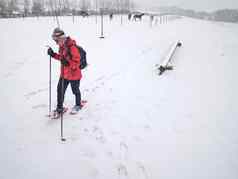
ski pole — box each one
[60,65,66,142]
[46,45,52,117]
[49,55,52,116]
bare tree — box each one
[79,0,91,12]
[8,0,19,14]
[0,0,7,15]
[32,0,44,17]
[24,0,30,16]
[124,0,130,12]
[47,0,61,27]
[61,0,71,14]
[129,0,135,11]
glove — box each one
[61,58,69,66]
[47,47,55,57]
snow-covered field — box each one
[0,15,238,179]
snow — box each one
[0,15,238,179]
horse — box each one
[79,11,89,17]
[133,13,145,21]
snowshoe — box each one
[70,105,81,115]
[51,107,68,119]
[70,100,87,115]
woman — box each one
[47,28,82,117]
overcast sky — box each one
[136,0,238,12]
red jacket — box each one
[53,37,82,80]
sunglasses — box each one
[52,37,64,44]
[52,35,59,42]
[54,39,59,43]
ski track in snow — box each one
[2,59,30,78]
[24,87,48,99]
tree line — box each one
[1,1,237,23]
[0,0,135,18]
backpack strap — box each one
[64,37,74,60]
[64,39,82,68]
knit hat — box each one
[52,27,65,40]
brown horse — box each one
[133,13,145,21]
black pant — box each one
[57,78,81,110]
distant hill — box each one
[150,6,238,23]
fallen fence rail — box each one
[158,40,182,75]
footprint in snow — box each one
[118,164,128,179]
[25,88,48,99]
[32,104,48,109]
[93,126,106,143]
[137,162,149,179]
[120,142,128,160]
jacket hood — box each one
[65,37,76,47]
